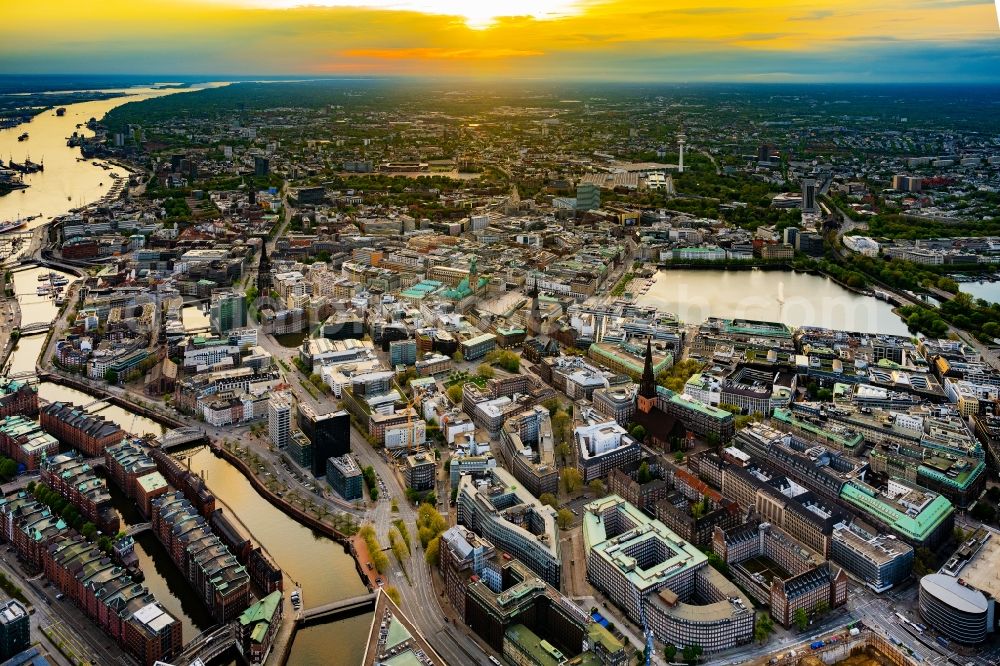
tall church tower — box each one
[527,282,542,335]
[257,241,271,296]
[637,338,658,414]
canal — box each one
[5,272,369,663]
[1,83,377,665]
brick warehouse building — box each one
[0,378,38,418]
[40,401,124,456]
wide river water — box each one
[637,268,911,336]
[2,85,371,664]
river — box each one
[2,82,371,664]
[0,83,223,228]
[637,268,911,336]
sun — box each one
[224,0,584,29]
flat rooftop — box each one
[951,529,1000,600]
[583,495,706,593]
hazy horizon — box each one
[4,1,1000,83]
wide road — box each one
[270,344,496,665]
[0,549,133,666]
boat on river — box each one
[0,218,26,234]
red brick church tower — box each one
[637,338,658,414]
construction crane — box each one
[404,385,427,456]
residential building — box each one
[267,394,292,448]
[0,379,38,419]
[238,590,283,665]
[830,522,913,593]
[389,339,417,367]
[713,522,848,628]
[210,290,247,335]
[438,525,495,617]
[460,333,497,361]
[404,453,436,492]
[497,406,558,498]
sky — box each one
[3,0,1000,81]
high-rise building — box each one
[389,339,417,367]
[758,144,772,164]
[254,155,269,177]
[892,174,922,193]
[210,290,247,335]
[0,599,30,661]
[575,182,600,211]
[297,406,350,477]
[267,394,292,449]
[801,178,818,214]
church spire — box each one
[639,337,657,399]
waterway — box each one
[105,480,214,640]
[959,280,1000,305]
[287,611,372,665]
[2,81,372,663]
[178,446,367,607]
[0,83,224,228]
[638,268,911,335]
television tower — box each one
[677,132,686,173]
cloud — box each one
[339,48,544,59]
[1,0,998,81]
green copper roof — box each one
[840,482,952,541]
[238,590,282,629]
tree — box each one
[562,468,582,494]
[793,607,809,632]
[0,459,17,481]
[446,384,464,404]
[384,584,402,606]
[814,600,830,617]
[476,363,494,379]
[452,351,464,363]
[630,424,646,442]
[589,479,606,497]
[972,501,997,523]
[81,522,98,540]
[103,369,117,384]
[416,503,448,547]
[552,411,572,445]
[556,442,572,465]
[425,536,441,566]
[682,644,702,664]
[556,508,574,529]
[754,612,774,644]
[664,645,677,661]
[390,527,410,563]
[539,493,558,508]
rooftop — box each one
[583,495,706,593]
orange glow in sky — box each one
[3,1,999,80]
